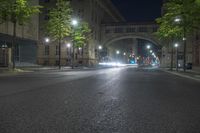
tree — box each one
[156,15,183,70]
[0,0,41,70]
[71,21,91,68]
[156,0,200,71]
[46,0,72,69]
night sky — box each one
[111,0,163,22]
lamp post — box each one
[66,43,71,66]
[45,37,50,43]
[146,45,151,50]
[174,43,179,71]
[98,45,102,62]
[116,50,120,61]
[174,17,186,72]
[71,19,78,69]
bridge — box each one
[99,22,162,62]
[101,22,160,47]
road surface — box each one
[0,67,200,133]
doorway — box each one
[0,48,8,67]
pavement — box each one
[0,66,100,77]
[0,66,200,133]
[161,68,200,82]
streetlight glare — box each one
[174,43,179,48]
[150,50,153,53]
[67,43,71,48]
[72,19,78,26]
[147,45,151,49]
[45,37,50,43]
[174,18,181,22]
[98,45,102,50]
[123,52,126,56]
[116,50,120,54]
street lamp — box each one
[174,43,179,71]
[116,50,120,54]
[66,43,72,66]
[71,19,79,69]
[98,45,102,50]
[146,45,151,49]
[71,19,78,26]
[67,43,71,48]
[45,37,50,43]
[174,18,181,23]
[174,17,186,72]
[150,50,153,53]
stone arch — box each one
[102,34,161,47]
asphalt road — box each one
[0,67,200,133]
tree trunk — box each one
[170,46,174,71]
[183,27,186,72]
[58,39,61,69]
[12,21,17,70]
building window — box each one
[105,29,111,34]
[152,27,158,32]
[114,28,123,33]
[44,9,50,20]
[196,33,199,41]
[44,45,49,56]
[126,27,136,33]
[56,45,59,55]
[138,27,148,32]
[44,0,50,2]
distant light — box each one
[147,45,151,49]
[98,45,102,50]
[150,50,153,53]
[79,47,82,50]
[66,43,71,48]
[174,43,179,48]
[174,18,181,22]
[123,52,126,56]
[71,19,78,26]
[116,50,120,54]
[45,37,50,43]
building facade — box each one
[0,0,39,67]
[37,0,124,66]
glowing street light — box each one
[150,50,153,53]
[174,43,179,48]
[45,37,50,43]
[116,50,120,54]
[123,52,126,56]
[67,43,71,48]
[147,45,151,49]
[71,19,78,26]
[98,45,102,50]
[174,18,181,23]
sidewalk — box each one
[161,68,200,82]
[0,65,106,77]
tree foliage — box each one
[0,0,41,25]
[72,22,91,48]
[46,0,72,41]
[156,0,200,41]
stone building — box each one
[192,31,200,71]
[0,0,39,67]
[37,0,125,66]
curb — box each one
[161,69,200,82]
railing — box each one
[103,23,158,34]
